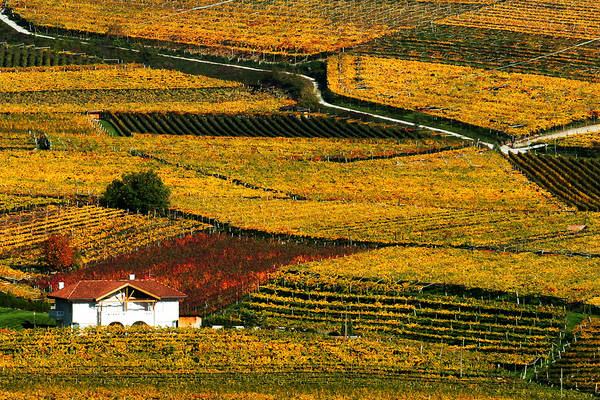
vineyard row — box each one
[103,112,420,139]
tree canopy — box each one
[100,170,170,214]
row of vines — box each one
[232,270,565,366]
[509,153,600,211]
[0,44,99,69]
[103,112,420,140]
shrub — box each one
[34,133,51,150]
[240,309,265,327]
[100,170,170,214]
[0,291,50,312]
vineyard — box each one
[128,145,557,210]
[266,247,600,305]
[0,43,99,68]
[0,204,209,264]
[103,112,422,140]
[0,383,590,400]
[44,230,357,315]
[328,54,600,137]
[508,153,600,211]
[5,0,486,57]
[0,326,591,399]
[547,130,600,149]
[236,269,565,366]
[537,130,600,158]
[0,326,582,399]
[0,193,65,213]
[355,25,600,82]
[0,64,242,92]
[0,63,292,113]
[0,113,96,149]
[437,0,600,40]
[4,386,590,400]
[3,0,600,397]
[0,146,301,204]
[544,318,600,393]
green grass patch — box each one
[97,119,121,137]
[0,307,55,329]
[566,311,586,333]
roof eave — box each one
[47,295,96,301]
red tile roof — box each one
[48,280,187,301]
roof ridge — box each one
[49,279,186,300]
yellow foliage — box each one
[437,0,600,40]
[296,246,600,302]
[328,54,600,136]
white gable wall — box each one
[72,302,100,328]
[63,300,180,328]
[51,286,182,328]
[154,300,180,328]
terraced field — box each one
[243,270,564,366]
[509,153,600,211]
[2,0,600,398]
[0,204,209,265]
[545,318,600,392]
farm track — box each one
[510,124,600,149]
[0,10,486,146]
[2,10,599,154]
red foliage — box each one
[40,232,359,315]
[43,234,75,271]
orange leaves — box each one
[297,245,600,303]
[8,0,396,56]
[436,0,600,40]
[0,66,291,113]
[0,64,240,93]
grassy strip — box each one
[0,307,54,329]
[97,119,120,137]
[0,371,592,399]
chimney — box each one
[129,274,135,281]
[58,282,64,290]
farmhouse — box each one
[48,276,186,328]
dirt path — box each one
[0,10,492,148]
[514,124,600,147]
[5,9,600,156]
[0,10,54,39]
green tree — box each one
[240,309,265,327]
[100,170,170,214]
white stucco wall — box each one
[154,300,180,328]
[72,302,100,328]
[51,289,181,328]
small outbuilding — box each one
[567,224,588,232]
[48,275,186,328]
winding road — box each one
[0,8,492,148]
[2,9,598,155]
